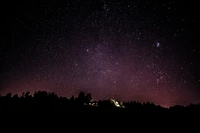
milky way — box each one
[1,0,200,107]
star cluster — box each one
[1,0,200,107]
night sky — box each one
[1,0,200,107]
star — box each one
[156,42,160,47]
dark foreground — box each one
[0,91,200,112]
[1,105,200,112]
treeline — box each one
[0,91,199,112]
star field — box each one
[1,0,200,107]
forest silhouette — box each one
[0,91,199,112]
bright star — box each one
[156,42,160,47]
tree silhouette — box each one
[0,91,199,112]
[21,92,25,98]
[76,91,85,105]
[5,93,12,98]
[75,91,92,105]
[13,94,19,99]
[25,91,31,99]
[85,93,92,105]
[70,95,75,102]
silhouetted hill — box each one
[0,91,199,112]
